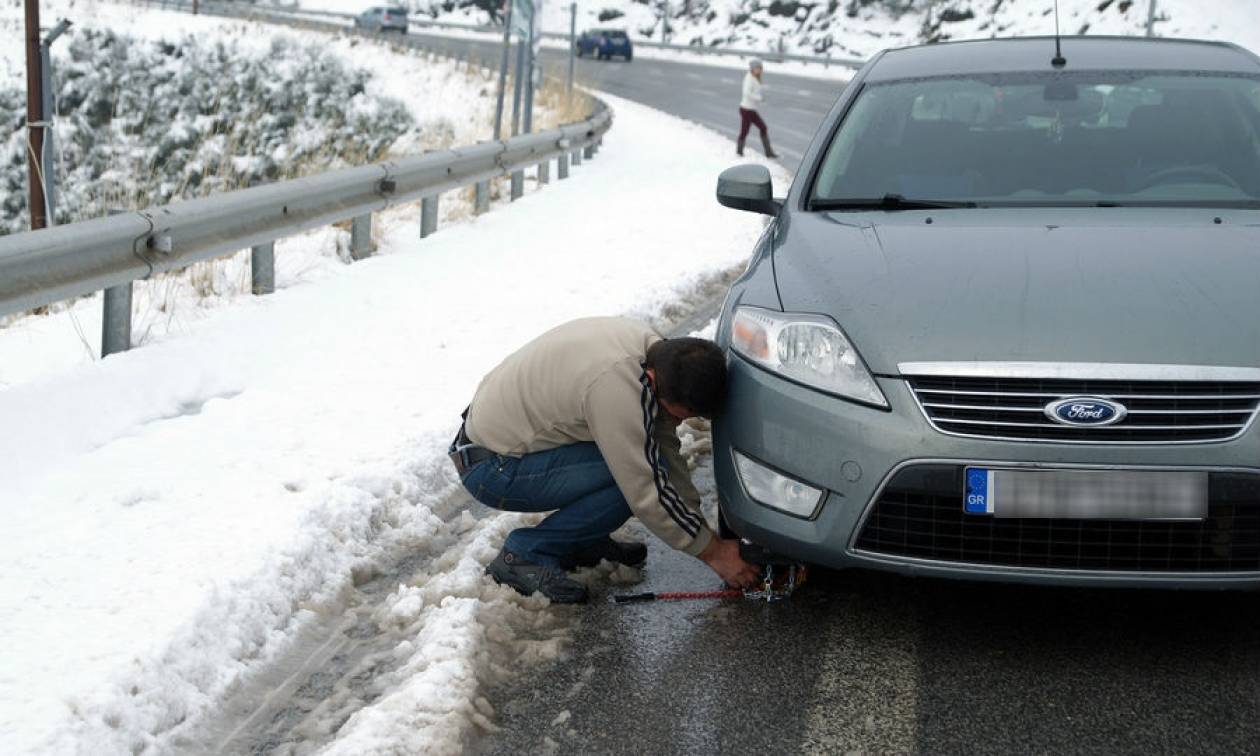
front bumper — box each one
[713,357,1260,589]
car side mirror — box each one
[716,164,781,216]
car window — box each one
[607,31,628,39]
[386,7,406,14]
[811,71,1260,207]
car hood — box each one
[772,209,1260,375]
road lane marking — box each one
[797,88,815,96]
[686,72,703,79]
[787,105,822,116]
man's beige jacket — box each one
[465,317,715,557]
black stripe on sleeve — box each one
[639,370,704,536]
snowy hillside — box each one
[294,0,1260,59]
[0,0,502,236]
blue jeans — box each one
[460,442,632,567]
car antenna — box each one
[1051,0,1067,67]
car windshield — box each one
[810,70,1260,208]
[606,31,628,39]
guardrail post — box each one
[102,282,132,357]
[538,160,550,185]
[474,180,490,214]
[420,195,438,237]
[510,170,524,200]
[558,152,570,179]
[583,143,595,160]
[351,213,372,260]
[572,148,582,167]
[251,242,275,294]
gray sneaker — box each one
[486,549,589,604]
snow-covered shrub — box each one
[0,27,414,235]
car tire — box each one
[625,53,633,62]
[718,505,739,540]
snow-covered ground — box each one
[0,68,788,753]
[287,0,1260,59]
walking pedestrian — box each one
[738,58,778,158]
[449,317,761,604]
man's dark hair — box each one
[645,337,728,418]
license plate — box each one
[964,467,1208,520]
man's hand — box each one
[698,537,762,589]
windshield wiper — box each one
[809,193,978,211]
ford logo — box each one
[1044,397,1128,427]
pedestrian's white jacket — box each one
[464,317,715,557]
[741,72,764,110]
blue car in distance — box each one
[576,29,633,61]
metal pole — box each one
[493,0,513,140]
[510,170,524,200]
[567,3,576,102]
[350,213,372,259]
[1145,0,1157,36]
[420,195,438,237]
[523,1,536,134]
[557,151,569,179]
[511,36,526,136]
[572,148,582,166]
[538,160,549,185]
[250,242,275,295]
[474,180,490,214]
[39,43,54,226]
[37,19,69,227]
[102,282,132,357]
[23,0,47,231]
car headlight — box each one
[734,450,824,518]
[729,305,887,407]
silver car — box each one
[713,36,1260,589]
[354,6,408,34]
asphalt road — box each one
[401,30,848,173]
[475,471,1260,756]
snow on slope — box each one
[0,85,788,752]
[294,0,1259,59]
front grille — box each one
[854,466,1260,572]
[907,376,1260,443]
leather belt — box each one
[449,411,496,478]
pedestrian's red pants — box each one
[738,107,768,140]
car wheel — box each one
[625,53,633,62]
[718,505,738,539]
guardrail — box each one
[0,95,612,355]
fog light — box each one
[733,450,824,519]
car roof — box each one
[866,36,1260,81]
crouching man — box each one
[449,317,761,603]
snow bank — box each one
[0,87,788,753]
